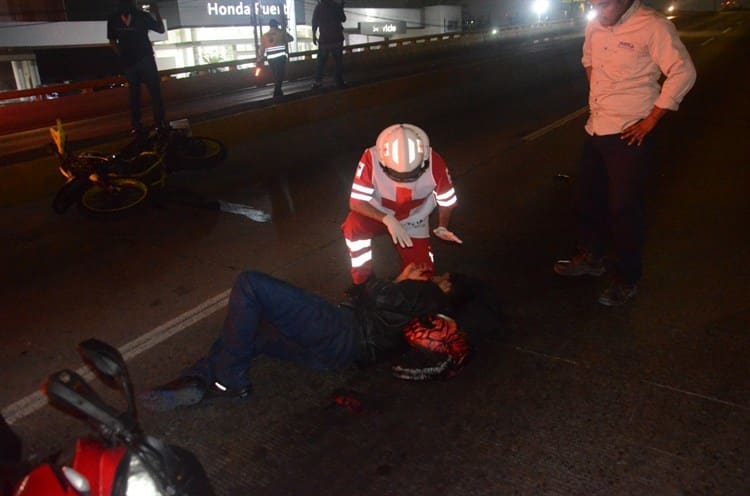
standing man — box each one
[311,0,347,89]
[342,123,462,288]
[257,19,294,99]
[107,0,167,136]
[554,0,696,306]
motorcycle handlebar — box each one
[45,370,137,442]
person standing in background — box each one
[257,19,294,100]
[107,0,167,137]
[311,0,347,89]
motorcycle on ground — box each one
[50,120,227,216]
[11,338,215,496]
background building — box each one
[0,0,723,91]
[0,0,464,90]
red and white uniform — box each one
[341,146,457,284]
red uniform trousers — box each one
[341,211,434,284]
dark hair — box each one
[444,273,504,338]
[117,0,137,14]
[444,273,475,308]
[269,19,280,28]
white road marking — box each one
[218,200,271,222]
[514,346,749,411]
[522,106,589,142]
[2,290,230,424]
[642,380,749,411]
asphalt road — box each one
[1,11,748,495]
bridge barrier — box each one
[0,20,582,207]
[0,19,581,134]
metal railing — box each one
[0,19,579,105]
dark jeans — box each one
[124,55,165,131]
[269,56,287,97]
[575,133,653,284]
[314,42,344,86]
[184,271,361,390]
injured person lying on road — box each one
[140,263,503,411]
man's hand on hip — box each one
[621,107,667,146]
[621,119,656,146]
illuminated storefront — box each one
[0,0,461,89]
[152,0,302,71]
[152,1,461,70]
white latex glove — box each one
[433,226,463,244]
[383,214,413,248]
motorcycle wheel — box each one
[172,136,227,170]
[79,178,149,215]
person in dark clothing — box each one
[140,263,467,411]
[107,0,167,135]
[311,0,347,89]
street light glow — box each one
[532,0,550,16]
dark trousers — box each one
[575,133,652,284]
[269,56,287,97]
[184,271,361,390]
[314,42,344,86]
[124,55,165,131]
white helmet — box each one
[375,123,430,182]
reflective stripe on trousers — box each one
[341,211,434,284]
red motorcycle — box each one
[11,339,214,496]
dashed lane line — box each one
[2,290,231,424]
[522,106,589,142]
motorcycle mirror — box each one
[78,339,138,421]
[45,369,127,437]
[78,339,125,380]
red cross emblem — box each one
[381,187,423,220]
